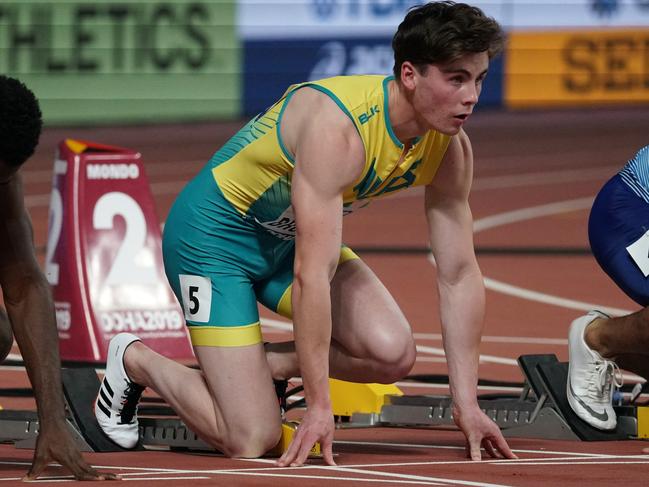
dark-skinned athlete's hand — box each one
[23,421,120,481]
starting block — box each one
[0,367,320,458]
[329,354,647,441]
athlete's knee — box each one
[372,328,416,382]
[221,418,282,458]
[0,308,12,363]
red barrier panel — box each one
[45,139,193,362]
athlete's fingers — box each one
[468,437,482,461]
[277,431,302,467]
[322,438,336,466]
[492,431,517,459]
[291,432,317,467]
[483,439,499,459]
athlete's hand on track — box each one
[24,422,120,481]
[276,405,336,467]
[453,404,518,461]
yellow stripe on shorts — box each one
[188,323,262,347]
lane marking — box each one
[472,197,594,233]
[414,333,568,345]
[331,442,615,459]
[204,471,446,485]
[495,460,649,466]
[482,276,632,317]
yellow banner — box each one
[506,29,649,108]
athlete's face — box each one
[408,52,489,136]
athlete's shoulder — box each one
[302,74,387,97]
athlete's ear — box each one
[400,61,417,90]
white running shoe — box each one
[95,333,145,448]
[567,310,623,430]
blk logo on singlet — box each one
[359,105,380,125]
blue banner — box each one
[243,37,503,115]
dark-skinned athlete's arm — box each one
[0,173,119,481]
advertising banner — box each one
[0,1,240,124]
[243,36,503,115]
[240,0,504,115]
[506,28,649,107]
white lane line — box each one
[331,442,615,459]
[416,345,518,366]
[205,463,511,487]
[495,460,649,466]
[473,197,594,234]
[315,467,514,487]
[123,476,211,481]
[483,276,632,317]
[206,471,446,485]
[413,333,568,346]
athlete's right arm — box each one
[276,88,365,467]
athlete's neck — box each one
[387,78,425,144]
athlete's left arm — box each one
[425,130,516,461]
[0,174,117,480]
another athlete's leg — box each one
[585,308,649,359]
[125,341,282,457]
[267,258,416,384]
[0,307,12,363]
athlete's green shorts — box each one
[162,165,359,347]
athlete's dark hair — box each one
[0,75,42,167]
[392,1,504,79]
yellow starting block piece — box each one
[637,406,649,439]
[267,421,322,458]
[329,378,403,417]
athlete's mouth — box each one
[454,113,470,121]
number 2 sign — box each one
[45,139,194,362]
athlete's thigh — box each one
[256,246,412,358]
[589,174,649,306]
[329,256,412,360]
